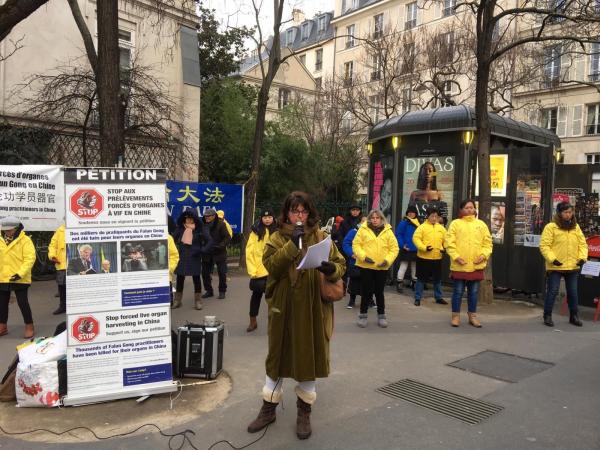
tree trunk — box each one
[96,0,123,166]
[67,0,97,74]
[474,0,495,305]
[0,0,48,42]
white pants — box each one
[397,260,416,282]
[263,375,317,404]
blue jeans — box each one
[451,280,480,313]
[415,280,443,301]
[544,271,579,315]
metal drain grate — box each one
[376,379,503,425]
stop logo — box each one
[70,188,104,219]
[72,316,100,343]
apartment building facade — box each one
[0,0,201,180]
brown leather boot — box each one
[247,400,277,433]
[171,292,183,309]
[296,397,312,439]
[0,323,7,337]
[451,313,460,327]
[468,312,482,328]
[24,323,34,339]
[246,316,257,332]
[194,292,203,310]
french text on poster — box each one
[0,165,64,231]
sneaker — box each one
[346,303,354,309]
[357,314,367,328]
[377,314,388,328]
[201,292,214,299]
[414,300,421,306]
[435,298,448,305]
[218,292,226,299]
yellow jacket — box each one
[48,224,66,270]
[445,215,493,272]
[217,211,233,237]
[352,222,399,270]
[246,229,270,278]
[167,235,179,275]
[0,230,36,284]
[413,222,447,260]
[539,220,587,271]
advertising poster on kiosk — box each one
[514,175,544,247]
[370,156,394,223]
[402,156,455,220]
[63,168,176,405]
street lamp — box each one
[554,147,564,163]
[365,142,373,155]
[391,135,401,150]
[462,130,475,146]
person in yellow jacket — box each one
[412,207,448,307]
[48,223,66,315]
[352,209,399,328]
[0,217,36,338]
[217,210,233,238]
[445,200,493,328]
[539,201,587,327]
[245,209,277,332]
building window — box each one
[342,111,353,132]
[443,0,456,16]
[406,2,418,30]
[315,77,322,89]
[369,95,381,123]
[344,61,354,86]
[299,54,306,66]
[373,13,383,39]
[402,88,412,113]
[439,31,454,63]
[548,0,567,23]
[346,24,355,48]
[342,0,358,13]
[301,23,310,41]
[371,53,382,80]
[441,81,453,107]
[278,88,291,109]
[315,48,323,71]
[543,45,561,88]
[587,104,600,135]
[590,42,600,82]
[285,29,294,46]
[318,16,327,33]
[587,154,600,164]
[542,108,558,133]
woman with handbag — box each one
[353,209,399,328]
[245,208,277,332]
[445,199,493,328]
[247,191,345,440]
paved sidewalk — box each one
[1,272,599,450]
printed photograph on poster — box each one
[402,156,455,220]
[491,202,506,244]
[370,156,394,223]
[66,242,118,275]
[120,240,168,272]
[514,175,543,246]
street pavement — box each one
[1,271,599,450]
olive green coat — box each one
[263,226,346,382]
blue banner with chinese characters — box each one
[166,181,244,233]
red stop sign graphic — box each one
[70,188,104,219]
[71,316,99,343]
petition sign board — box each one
[63,168,176,405]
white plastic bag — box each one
[16,361,60,407]
[17,331,67,365]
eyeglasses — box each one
[290,209,309,216]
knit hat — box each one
[556,201,573,213]
[349,205,362,211]
[260,209,274,217]
[406,205,418,215]
[203,208,217,217]
[0,216,20,230]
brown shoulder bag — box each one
[317,231,344,302]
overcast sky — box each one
[203,0,334,35]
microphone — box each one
[296,221,303,250]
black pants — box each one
[58,284,66,310]
[360,268,387,315]
[176,275,201,293]
[249,277,267,317]
[202,259,227,294]
[0,287,33,324]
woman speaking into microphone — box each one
[246,191,345,440]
